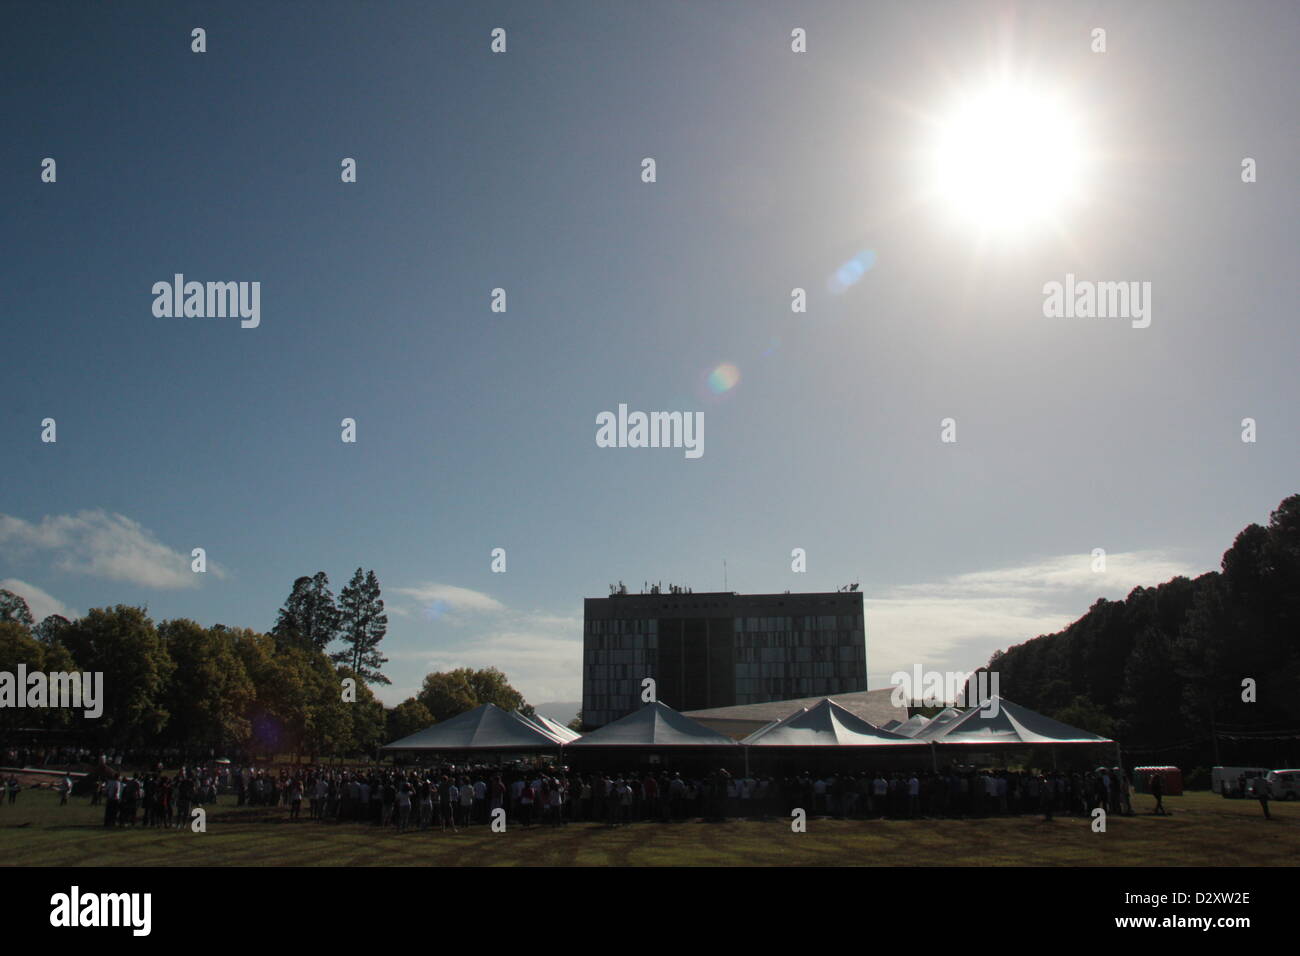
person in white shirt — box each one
[395,780,412,831]
[458,776,474,826]
[549,780,564,826]
[444,780,459,831]
[103,775,122,827]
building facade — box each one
[582,590,866,728]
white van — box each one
[1211,766,1268,796]
[1265,769,1300,800]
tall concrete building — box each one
[582,588,867,728]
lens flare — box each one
[707,362,741,394]
[829,249,877,294]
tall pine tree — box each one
[271,572,340,653]
[331,568,390,685]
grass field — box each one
[1,788,1295,866]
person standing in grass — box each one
[1249,776,1271,820]
[549,777,565,826]
[159,775,173,827]
[175,773,193,829]
[103,773,121,827]
[395,779,412,831]
[490,774,506,824]
[441,776,458,831]
[519,779,535,827]
[458,775,475,826]
[1118,768,1133,816]
[381,777,395,827]
[1149,772,1165,815]
[473,775,487,824]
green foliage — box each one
[158,619,255,755]
[387,697,434,741]
[33,614,72,645]
[0,590,34,628]
[271,572,340,652]
[0,621,70,733]
[57,606,174,749]
[416,666,530,722]
[330,567,390,685]
[991,494,1300,761]
[340,668,387,755]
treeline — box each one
[0,567,533,761]
[0,606,385,760]
[986,494,1300,767]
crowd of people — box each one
[164,763,1141,828]
[12,758,1163,828]
[93,767,223,828]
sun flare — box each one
[927,81,1086,236]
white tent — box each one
[517,710,582,743]
[741,699,924,747]
[923,696,1114,745]
[381,703,566,752]
[892,714,933,738]
[912,706,964,740]
[566,701,738,747]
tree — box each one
[414,667,533,722]
[417,670,478,723]
[466,666,533,716]
[58,606,174,749]
[388,697,434,741]
[230,628,290,758]
[331,568,390,685]
[0,621,74,734]
[0,590,34,628]
[271,572,340,653]
[567,711,582,732]
[33,614,71,645]
[158,619,255,758]
[339,667,387,757]
[1052,695,1117,739]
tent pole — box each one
[930,742,938,773]
[744,745,750,778]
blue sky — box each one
[3,1,1297,712]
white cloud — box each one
[381,587,581,706]
[0,578,76,622]
[0,510,223,589]
[864,549,1207,684]
[389,582,505,615]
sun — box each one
[926,81,1086,236]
